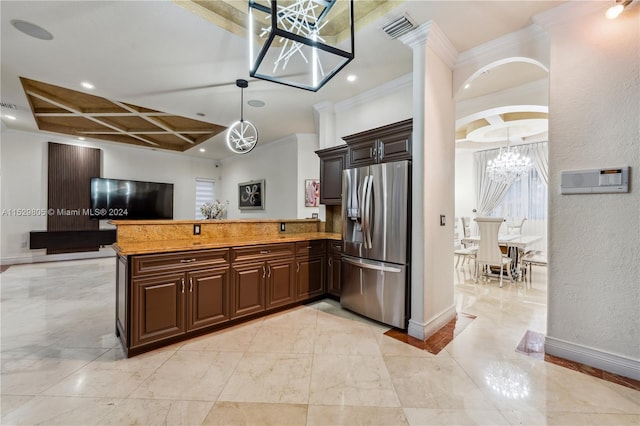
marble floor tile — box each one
[130,351,244,401]
[248,325,316,354]
[1,257,638,426]
[307,405,408,425]
[314,323,383,356]
[0,396,117,425]
[402,408,511,425]
[202,401,308,426]
[309,354,400,407]
[385,355,497,409]
[99,398,214,425]
[41,365,156,398]
[218,352,313,404]
[177,320,261,352]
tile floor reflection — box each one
[1,258,638,425]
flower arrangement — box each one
[200,200,226,219]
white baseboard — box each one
[545,336,640,381]
[1,247,116,266]
[408,305,457,341]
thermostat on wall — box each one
[561,167,629,194]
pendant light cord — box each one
[240,87,244,123]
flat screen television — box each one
[90,177,174,220]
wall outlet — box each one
[440,215,446,226]
[193,224,201,235]
[280,222,285,232]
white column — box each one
[399,21,458,340]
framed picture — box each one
[238,179,264,210]
[305,179,320,207]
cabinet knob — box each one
[180,258,197,263]
[189,277,193,292]
[328,257,333,267]
[296,262,300,273]
[260,250,270,254]
[262,265,266,278]
[267,265,271,278]
[181,278,185,293]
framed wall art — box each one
[305,179,320,207]
[238,179,264,210]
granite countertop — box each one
[113,232,342,255]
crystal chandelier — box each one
[487,129,532,185]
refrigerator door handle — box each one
[364,174,374,249]
[360,175,369,240]
[342,256,402,273]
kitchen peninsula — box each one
[112,219,341,357]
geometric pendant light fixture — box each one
[248,0,354,92]
[226,79,259,154]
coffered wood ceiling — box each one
[20,77,226,152]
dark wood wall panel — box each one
[47,142,101,254]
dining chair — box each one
[521,250,548,285]
[507,217,527,235]
[474,216,513,287]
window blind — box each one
[195,178,215,219]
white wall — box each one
[219,135,299,220]
[334,76,412,143]
[543,4,640,372]
[296,134,321,219]
[0,129,218,264]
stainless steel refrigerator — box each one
[341,160,410,328]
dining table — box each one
[460,234,542,280]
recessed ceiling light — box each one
[347,74,358,82]
[10,19,53,40]
[78,137,86,141]
[199,148,206,153]
[464,83,471,90]
[81,82,95,90]
[196,112,206,117]
[247,99,265,108]
[3,115,17,120]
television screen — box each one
[90,177,174,220]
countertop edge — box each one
[113,232,342,256]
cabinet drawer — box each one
[296,240,326,256]
[328,240,343,254]
[232,243,295,263]
[132,249,230,277]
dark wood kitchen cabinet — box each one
[122,248,231,351]
[230,243,296,319]
[115,238,342,357]
[327,240,342,298]
[343,119,412,167]
[315,145,348,205]
[295,240,325,300]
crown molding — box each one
[312,100,335,114]
[334,72,412,113]
[398,20,458,69]
[455,24,549,70]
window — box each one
[195,178,215,219]
[490,167,547,221]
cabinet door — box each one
[296,254,326,300]
[231,261,266,319]
[131,273,185,348]
[327,254,342,297]
[347,139,377,168]
[378,130,412,163]
[187,267,230,331]
[318,147,347,205]
[266,258,296,309]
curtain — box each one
[474,149,511,216]
[521,142,548,186]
